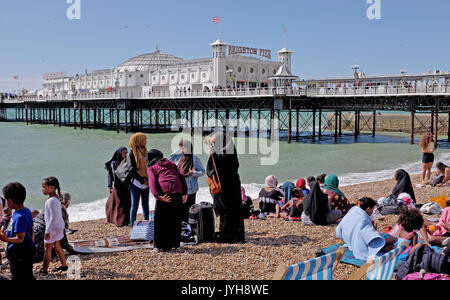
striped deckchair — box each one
[273,247,345,280]
[350,242,408,280]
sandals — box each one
[52,266,69,273]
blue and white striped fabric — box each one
[366,244,407,280]
[130,220,154,241]
[283,252,337,280]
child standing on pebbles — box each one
[40,177,68,276]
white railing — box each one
[18,85,450,102]
[22,88,306,102]
[310,85,450,97]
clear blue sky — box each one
[1,0,450,92]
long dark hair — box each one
[43,177,62,199]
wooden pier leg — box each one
[296,109,300,140]
[59,107,62,127]
[372,110,376,137]
[125,108,128,134]
[411,111,415,145]
[339,111,343,137]
[448,112,450,142]
[335,110,339,143]
[25,106,29,125]
[435,99,439,145]
[288,100,292,144]
[312,109,316,143]
[318,109,322,140]
[249,109,252,137]
[80,105,83,131]
[270,108,275,142]
[74,106,77,129]
[116,108,120,133]
[257,109,261,138]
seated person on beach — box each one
[322,174,354,217]
[241,186,260,219]
[390,169,417,204]
[280,188,304,221]
[425,200,450,246]
[301,181,342,226]
[258,175,284,218]
[307,176,316,190]
[425,162,450,187]
[295,178,310,197]
[336,198,387,261]
[316,174,326,190]
[391,207,430,256]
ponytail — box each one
[43,177,62,199]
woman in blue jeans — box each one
[128,133,150,225]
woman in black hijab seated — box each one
[206,131,246,243]
[301,181,342,226]
[391,169,416,204]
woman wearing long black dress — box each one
[206,131,246,243]
[390,169,416,204]
[105,147,131,227]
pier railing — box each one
[15,84,450,102]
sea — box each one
[1,122,449,222]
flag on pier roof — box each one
[213,16,220,24]
[13,75,18,80]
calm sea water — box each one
[1,122,449,222]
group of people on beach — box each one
[105,131,246,252]
[254,165,450,273]
[0,177,74,280]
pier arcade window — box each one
[250,68,254,74]
[238,67,242,73]
[140,74,144,78]
[262,69,266,74]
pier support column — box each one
[288,99,292,144]
[116,109,120,133]
[80,105,83,131]
[312,109,316,143]
[334,110,339,143]
[339,111,343,137]
[296,109,300,140]
[410,111,415,145]
[318,109,322,140]
[434,99,439,146]
[372,110,376,137]
[447,112,450,142]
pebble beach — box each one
[1,174,449,280]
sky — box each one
[1,0,450,93]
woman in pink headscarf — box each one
[295,178,310,197]
[258,175,284,218]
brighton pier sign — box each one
[228,45,272,60]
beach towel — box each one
[336,206,386,261]
[70,236,153,254]
[73,245,153,254]
[432,207,450,237]
[323,233,407,268]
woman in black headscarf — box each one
[105,147,132,227]
[390,169,416,204]
[206,131,246,243]
[301,181,342,226]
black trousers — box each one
[154,193,183,251]
[7,244,36,281]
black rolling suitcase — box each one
[188,202,215,243]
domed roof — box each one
[116,47,184,72]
